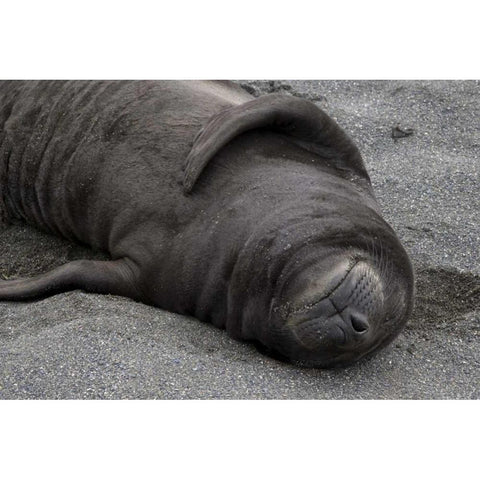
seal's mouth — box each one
[281,259,386,365]
[286,258,361,324]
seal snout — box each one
[284,260,384,366]
[292,303,372,351]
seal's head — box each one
[228,221,414,368]
[227,179,414,367]
[267,242,414,367]
[224,183,415,368]
[223,170,415,368]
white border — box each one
[1,401,478,479]
[1,1,478,78]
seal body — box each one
[0,80,414,367]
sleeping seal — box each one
[0,80,414,368]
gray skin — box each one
[0,80,414,368]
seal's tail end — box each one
[0,258,140,302]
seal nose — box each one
[347,309,369,333]
[290,303,371,351]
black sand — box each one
[0,80,478,399]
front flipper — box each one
[183,93,369,193]
[0,258,141,302]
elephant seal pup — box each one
[0,80,414,368]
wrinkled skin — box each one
[0,80,414,368]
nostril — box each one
[350,311,369,333]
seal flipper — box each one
[183,93,370,193]
[0,258,141,301]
